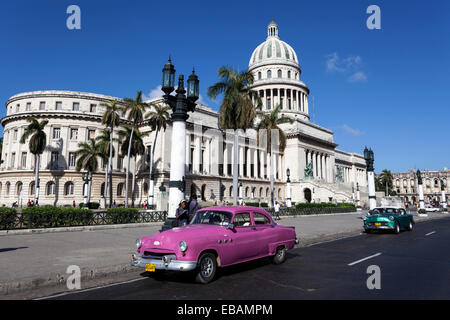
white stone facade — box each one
[0,21,369,209]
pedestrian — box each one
[112,200,117,208]
[176,200,189,227]
[188,194,201,222]
[27,199,31,207]
[274,201,280,220]
[30,200,34,207]
[73,200,76,208]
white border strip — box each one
[348,252,382,266]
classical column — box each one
[223,143,228,176]
[364,147,376,210]
[286,169,292,208]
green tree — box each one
[122,91,148,207]
[255,104,293,207]
[101,99,122,208]
[75,139,103,205]
[118,127,148,207]
[145,103,171,208]
[96,129,118,208]
[207,66,259,205]
[20,117,49,204]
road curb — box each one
[0,222,163,237]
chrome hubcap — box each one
[201,257,214,278]
[277,248,285,259]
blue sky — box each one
[0,0,448,173]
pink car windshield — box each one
[190,210,233,226]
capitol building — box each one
[0,21,369,209]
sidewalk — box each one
[0,210,448,297]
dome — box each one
[249,21,299,69]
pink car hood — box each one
[140,224,223,252]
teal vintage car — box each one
[363,206,414,234]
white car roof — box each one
[373,206,404,210]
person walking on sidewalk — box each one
[188,194,201,222]
[274,201,280,220]
[176,200,189,227]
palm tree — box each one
[75,139,103,205]
[379,169,394,196]
[118,127,148,207]
[255,104,293,207]
[20,117,49,204]
[96,129,118,208]
[121,91,148,207]
[101,99,122,208]
[145,103,171,208]
[207,66,259,205]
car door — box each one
[251,211,276,257]
[228,212,259,261]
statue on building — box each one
[304,161,313,179]
[335,165,344,183]
[416,170,422,185]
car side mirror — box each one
[227,223,235,230]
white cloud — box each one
[340,124,364,137]
[348,71,367,83]
[325,53,367,83]
[142,85,163,101]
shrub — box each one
[105,208,140,224]
[21,206,93,228]
[0,207,17,230]
[78,202,100,209]
[245,202,260,207]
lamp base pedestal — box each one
[161,217,178,231]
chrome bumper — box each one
[364,225,394,230]
[130,253,197,272]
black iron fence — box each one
[0,207,167,231]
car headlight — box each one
[389,216,394,221]
[136,238,142,249]
[179,241,188,252]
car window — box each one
[400,209,406,215]
[233,213,252,227]
[191,210,232,225]
[385,208,395,214]
[253,212,271,225]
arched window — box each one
[201,184,206,201]
[100,183,105,197]
[259,187,263,198]
[16,182,23,197]
[245,187,249,198]
[143,182,149,196]
[5,182,11,197]
[229,186,233,197]
[46,182,56,196]
[0,182,2,195]
[287,71,291,79]
[65,182,74,196]
[277,69,282,78]
[266,187,270,198]
[29,181,35,196]
[258,72,261,80]
[267,70,272,79]
[117,183,124,196]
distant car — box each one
[130,206,299,284]
[425,205,440,212]
[363,206,414,234]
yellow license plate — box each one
[145,264,156,272]
[375,222,381,226]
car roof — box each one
[373,206,404,210]
[201,206,269,214]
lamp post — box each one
[356,182,362,211]
[239,182,243,205]
[364,147,376,210]
[81,171,92,208]
[416,170,427,216]
[160,58,199,231]
[440,178,448,212]
[286,168,292,208]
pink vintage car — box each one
[130,206,299,283]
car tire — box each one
[406,221,413,231]
[195,252,217,284]
[394,222,400,234]
[271,246,287,265]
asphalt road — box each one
[41,216,450,300]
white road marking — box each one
[34,277,146,300]
[348,253,382,266]
[425,231,436,236]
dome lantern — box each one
[267,20,279,39]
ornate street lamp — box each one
[239,182,243,205]
[160,58,200,231]
[364,146,376,210]
[286,168,292,208]
[81,171,93,208]
[440,178,448,212]
[416,170,427,216]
